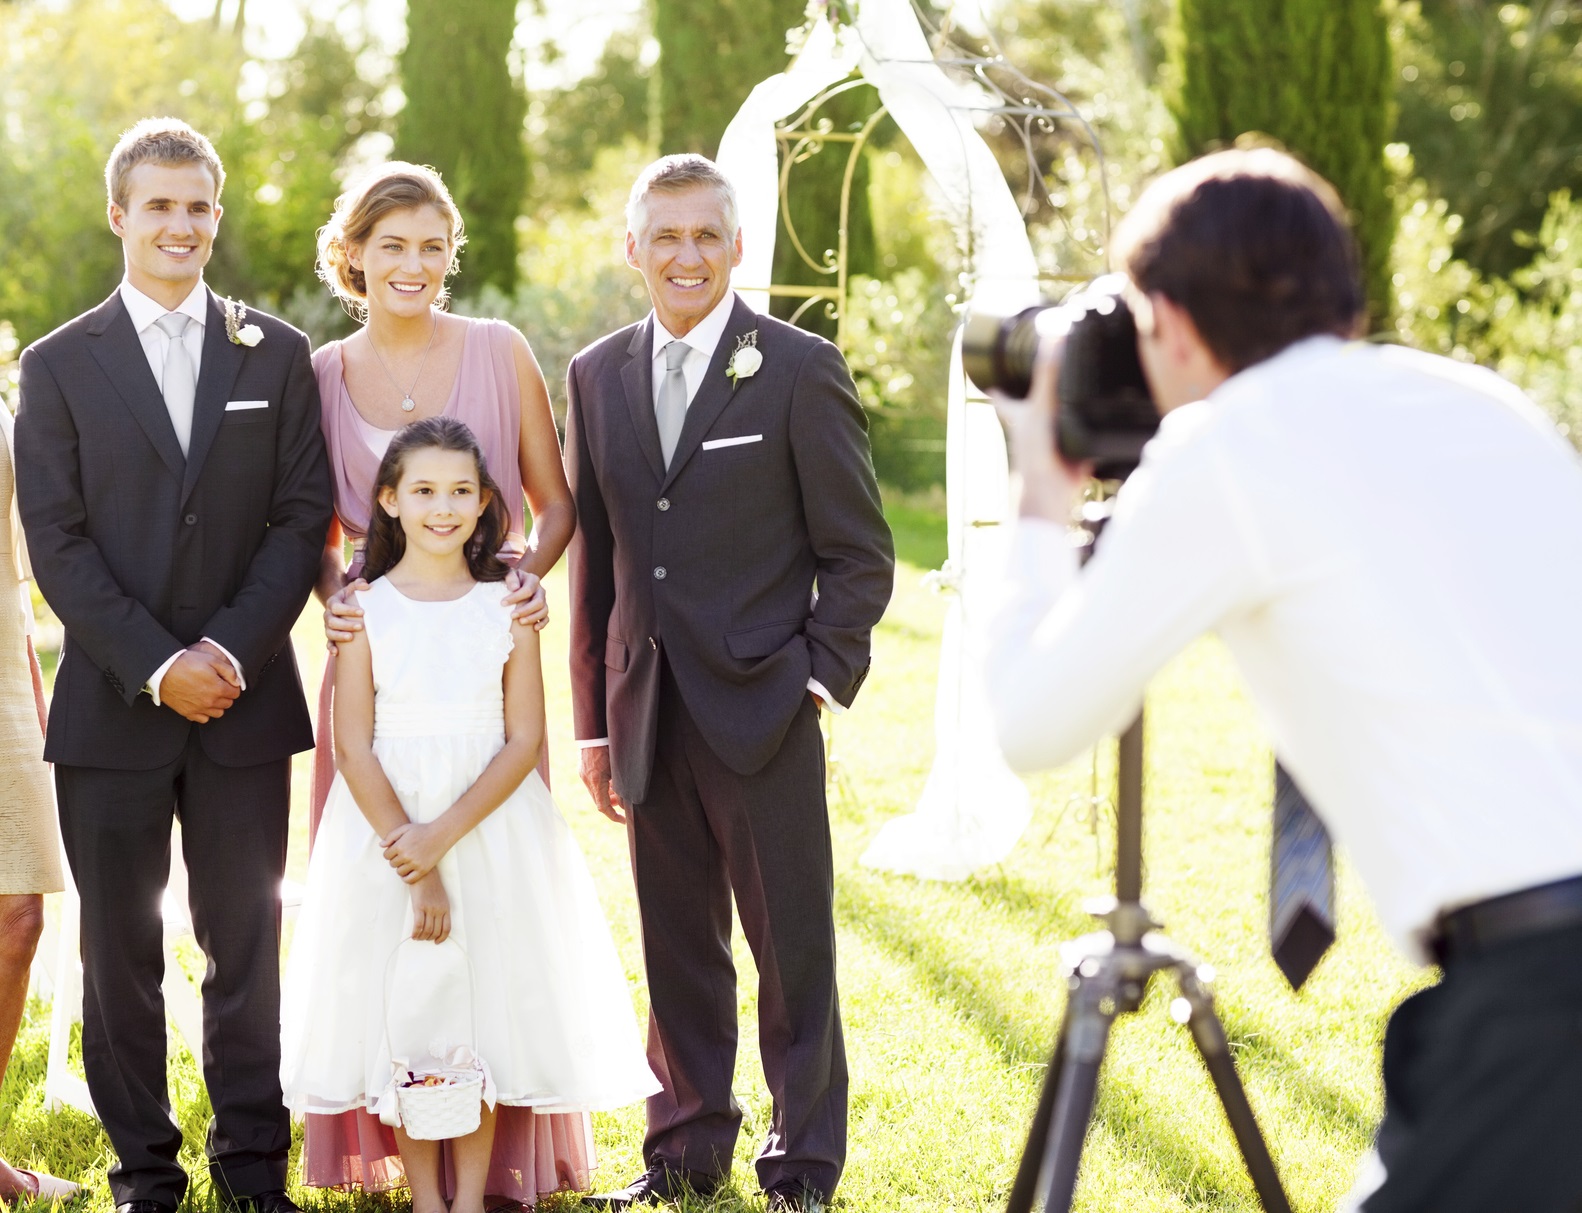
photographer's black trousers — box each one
[1360,920,1582,1212]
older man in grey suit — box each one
[566,155,894,1212]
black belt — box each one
[1430,874,1582,966]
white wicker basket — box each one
[384,939,484,1141]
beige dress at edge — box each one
[0,408,64,895]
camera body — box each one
[962,274,1160,481]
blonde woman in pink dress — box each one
[303,162,582,1206]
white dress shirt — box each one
[987,337,1582,959]
[576,292,840,750]
[120,278,247,703]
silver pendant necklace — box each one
[368,310,439,413]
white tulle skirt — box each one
[280,717,659,1121]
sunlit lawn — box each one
[3,497,1422,1212]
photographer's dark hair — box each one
[1115,147,1364,373]
[362,417,512,584]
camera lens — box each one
[963,277,1159,481]
[962,306,1051,400]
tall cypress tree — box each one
[398,0,528,294]
[1169,0,1394,323]
[652,0,875,337]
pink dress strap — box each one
[305,317,584,1200]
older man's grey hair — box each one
[626,154,741,239]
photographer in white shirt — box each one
[987,147,1582,1213]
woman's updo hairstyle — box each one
[316,161,467,320]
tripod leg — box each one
[1037,972,1117,1213]
[1176,971,1293,1213]
[1004,1018,1068,1213]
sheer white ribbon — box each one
[717,0,1040,879]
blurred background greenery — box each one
[7,0,1582,486]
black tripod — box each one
[1004,515,1292,1213]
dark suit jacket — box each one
[15,287,332,770]
[566,295,895,804]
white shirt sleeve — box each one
[985,433,1268,773]
[807,678,844,714]
[575,737,610,749]
[144,649,185,706]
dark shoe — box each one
[582,1166,721,1209]
[115,1203,174,1213]
[765,1182,826,1213]
[228,1192,302,1213]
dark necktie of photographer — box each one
[1270,761,1336,989]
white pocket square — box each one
[702,434,763,450]
[225,399,269,411]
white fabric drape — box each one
[717,0,1042,880]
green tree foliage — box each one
[966,0,1174,280]
[0,0,376,349]
[1168,0,1396,322]
[527,31,651,212]
[1394,1,1582,276]
[398,0,528,295]
[653,0,803,158]
[651,0,874,337]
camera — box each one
[962,274,1160,480]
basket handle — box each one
[382,934,479,1078]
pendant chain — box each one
[368,310,439,413]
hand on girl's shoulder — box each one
[503,588,539,652]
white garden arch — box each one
[716,0,1055,878]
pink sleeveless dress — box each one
[305,317,593,1200]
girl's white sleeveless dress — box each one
[280,577,658,1122]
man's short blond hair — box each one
[626,154,740,238]
[105,118,225,209]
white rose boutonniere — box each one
[726,331,761,388]
[222,297,264,348]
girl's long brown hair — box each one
[362,417,511,584]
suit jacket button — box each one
[649,636,657,650]
[657,497,671,511]
[184,513,198,525]
[653,566,667,580]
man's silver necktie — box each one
[657,340,689,470]
[1270,760,1336,989]
[155,312,196,456]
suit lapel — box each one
[85,294,186,484]
[180,290,244,506]
[620,316,666,483]
[661,296,759,492]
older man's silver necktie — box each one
[657,340,689,470]
[155,312,196,456]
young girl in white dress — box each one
[280,416,657,1213]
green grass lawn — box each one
[2,497,1423,1212]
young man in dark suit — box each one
[15,118,331,1213]
[566,155,894,1212]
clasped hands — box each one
[324,566,549,650]
[160,641,241,723]
[382,821,454,943]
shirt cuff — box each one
[575,737,610,749]
[201,637,247,691]
[808,678,844,714]
[144,649,184,706]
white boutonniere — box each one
[222,298,264,347]
[726,331,762,388]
